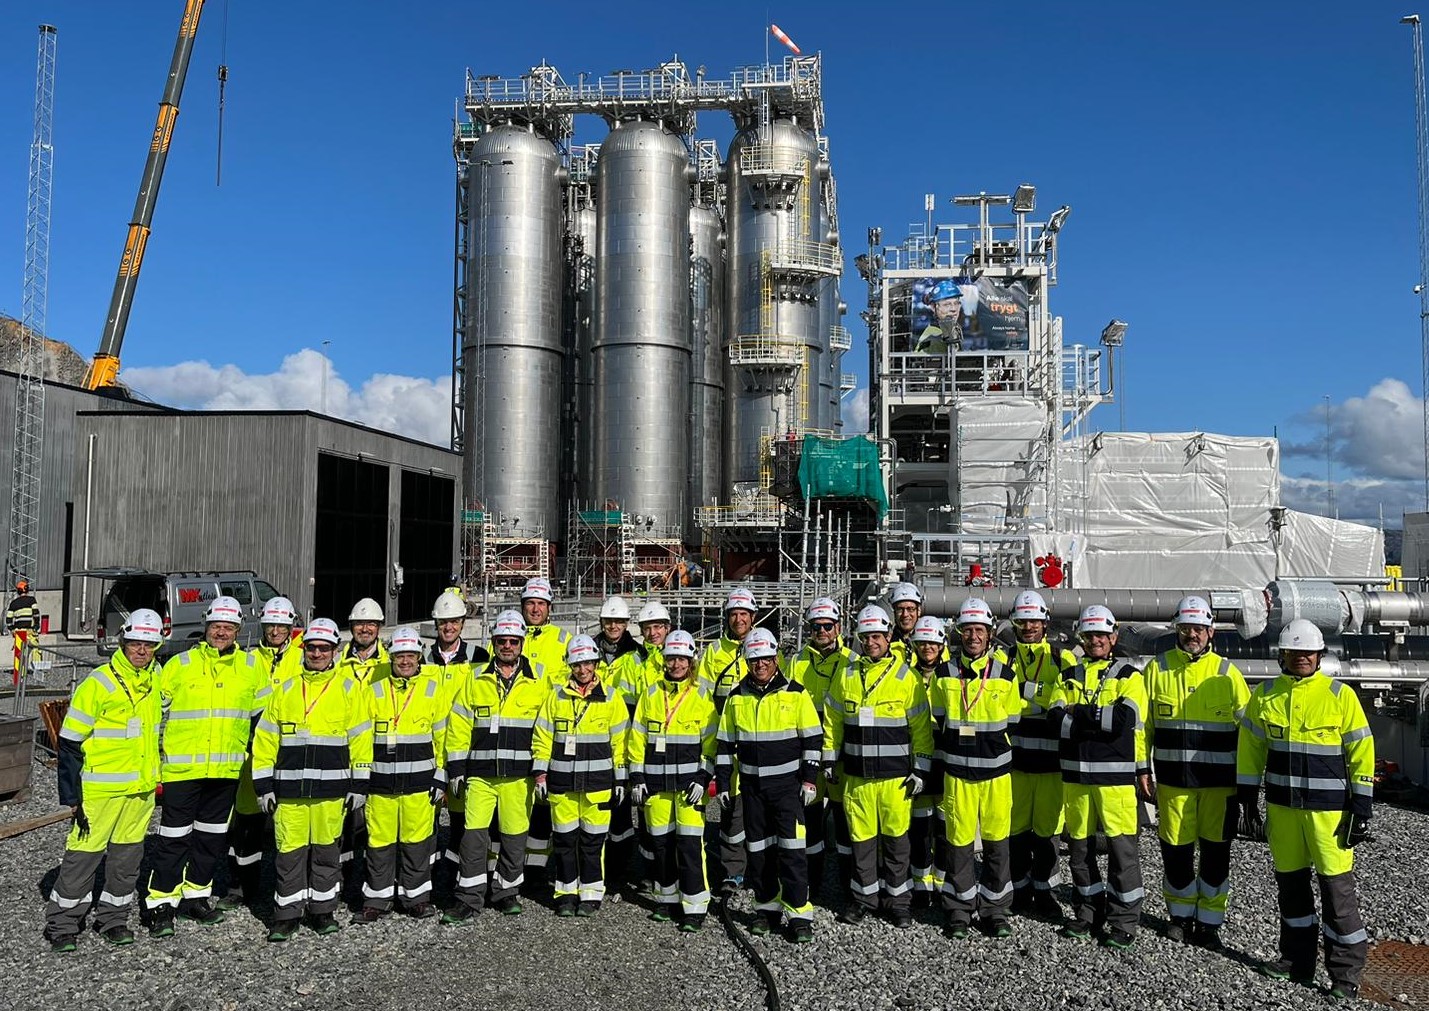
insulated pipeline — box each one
[920,587,1232,623]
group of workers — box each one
[43,576,1376,998]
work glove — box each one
[72,803,90,842]
[901,773,924,799]
[613,784,626,807]
[345,791,366,812]
[823,763,839,785]
[800,781,818,807]
[258,793,278,815]
[1239,802,1266,843]
[683,782,705,807]
[447,775,465,796]
[629,783,650,807]
[428,786,445,807]
[1222,797,1241,840]
[715,790,733,816]
[1136,772,1156,803]
[1340,811,1372,848]
[534,775,549,801]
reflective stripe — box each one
[1110,886,1146,904]
[1342,726,1372,744]
[882,878,913,896]
[1154,748,1235,765]
[309,881,340,902]
[1283,913,1319,928]
[843,742,912,757]
[1265,772,1347,792]
[158,823,193,838]
[1008,737,1059,751]
[362,883,396,899]
[274,769,350,781]
[741,759,801,777]
[162,752,248,765]
[83,770,139,784]
[1322,923,1369,945]
[166,709,251,721]
[849,878,880,895]
[1157,718,1236,731]
[370,759,437,775]
[1061,759,1137,775]
[193,820,229,834]
[1269,740,1343,757]
[51,892,88,909]
[97,890,133,907]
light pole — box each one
[320,339,331,415]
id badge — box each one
[653,736,667,754]
[294,727,310,742]
[958,723,976,738]
[127,717,141,737]
[858,706,874,723]
[563,734,577,757]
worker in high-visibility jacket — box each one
[696,586,765,893]
[519,577,567,870]
[6,577,38,680]
[1236,620,1375,1000]
[1142,594,1251,947]
[443,609,549,920]
[355,626,447,922]
[616,600,673,872]
[337,597,391,686]
[146,596,267,936]
[427,589,487,870]
[1005,588,1077,921]
[592,596,642,882]
[251,618,372,942]
[823,605,933,928]
[44,609,166,953]
[1048,605,1147,949]
[788,596,853,899]
[906,615,954,904]
[886,582,924,664]
[532,634,629,916]
[629,629,717,930]
[715,628,822,943]
[520,576,569,684]
[929,597,1021,939]
[223,594,303,911]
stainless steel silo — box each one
[591,120,693,535]
[463,125,565,537]
[689,203,726,527]
[724,118,823,491]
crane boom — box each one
[84,0,206,391]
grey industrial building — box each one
[0,370,460,634]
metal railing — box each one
[740,143,808,177]
[829,325,852,351]
[881,350,1052,399]
[840,372,858,392]
[696,498,787,529]
[5,641,87,721]
[768,237,841,276]
[729,333,805,367]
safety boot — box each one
[48,934,78,954]
[889,908,914,930]
[147,907,176,938]
[576,900,601,917]
[555,897,578,918]
[178,898,225,925]
[836,904,867,925]
[97,924,135,946]
[678,914,705,933]
[307,912,340,935]
[1031,890,1063,922]
[1193,922,1224,951]
[440,904,477,925]
[1165,916,1195,943]
[1100,928,1135,950]
[790,920,814,944]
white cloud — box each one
[1281,474,1421,527]
[1283,378,1426,482]
[124,350,452,446]
[842,388,869,433]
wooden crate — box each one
[0,715,38,803]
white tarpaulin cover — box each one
[1053,432,1383,588]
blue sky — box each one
[0,1,1422,523]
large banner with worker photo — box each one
[911,276,1030,351]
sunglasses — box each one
[811,622,837,631]
[304,642,336,652]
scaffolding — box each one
[565,503,685,598]
[460,507,551,595]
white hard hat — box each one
[204,596,243,625]
[432,591,467,621]
[1011,589,1050,622]
[1277,619,1326,652]
[521,577,554,603]
[1174,595,1215,628]
[491,609,527,640]
[957,598,995,628]
[389,626,424,655]
[304,618,341,646]
[724,586,756,613]
[566,634,600,664]
[662,629,697,659]
[599,596,632,620]
[806,597,840,623]
[889,582,923,606]
[910,615,947,645]
[636,601,671,624]
[348,597,385,623]
[855,604,893,637]
[122,608,166,644]
[742,627,779,661]
[260,596,298,626]
[1077,605,1118,636]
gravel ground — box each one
[2,758,1427,1011]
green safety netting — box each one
[797,435,889,517]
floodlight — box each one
[1012,184,1036,213]
[1100,319,1128,346]
[1045,204,1071,234]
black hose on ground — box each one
[717,895,782,1011]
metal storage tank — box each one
[570,203,598,502]
[591,120,693,535]
[689,203,726,527]
[724,118,824,491]
[462,125,565,538]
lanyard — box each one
[663,682,696,727]
[958,655,991,718]
[301,673,335,721]
[860,657,896,703]
[493,662,519,702]
[388,678,419,729]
